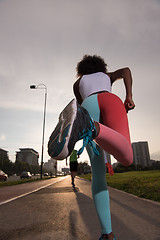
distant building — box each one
[62,168,70,175]
[16,148,39,166]
[44,158,57,174]
[150,159,160,169]
[132,141,151,168]
[0,148,8,162]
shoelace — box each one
[77,121,99,156]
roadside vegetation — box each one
[0,176,54,187]
[79,170,160,202]
[0,155,51,178]
[0,158,41,177]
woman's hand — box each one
[109,67,135,113]
[124,96,135,113]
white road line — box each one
[0,176,68,206]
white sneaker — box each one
[48,99,98,160]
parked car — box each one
[20,171,32,179]
[44,173,49,176]
[0,170,8,181]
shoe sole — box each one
[48,99,77,160]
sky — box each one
[0,0,160,170]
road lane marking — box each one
[0,176,68,206]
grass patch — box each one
[0,177,54,187]
[79,170,160,202]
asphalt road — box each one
[0,176,160,240]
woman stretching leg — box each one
[48,55,135,240]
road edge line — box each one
[0,176,68,206]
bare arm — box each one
[73,78,83,104]
[108,67,135,112]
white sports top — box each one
[79,72,111,100]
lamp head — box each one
[30,85,36,89]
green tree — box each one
[77,161,91,175]
[14,160,31,175]
[0,153,14,176]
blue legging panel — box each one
[81,94,112,234]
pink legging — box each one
[95,92,133,166]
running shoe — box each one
[48,99,99,160]
[99,235,116,240]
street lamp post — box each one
[30,84,47,179]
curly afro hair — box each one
[76,55,108,77]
